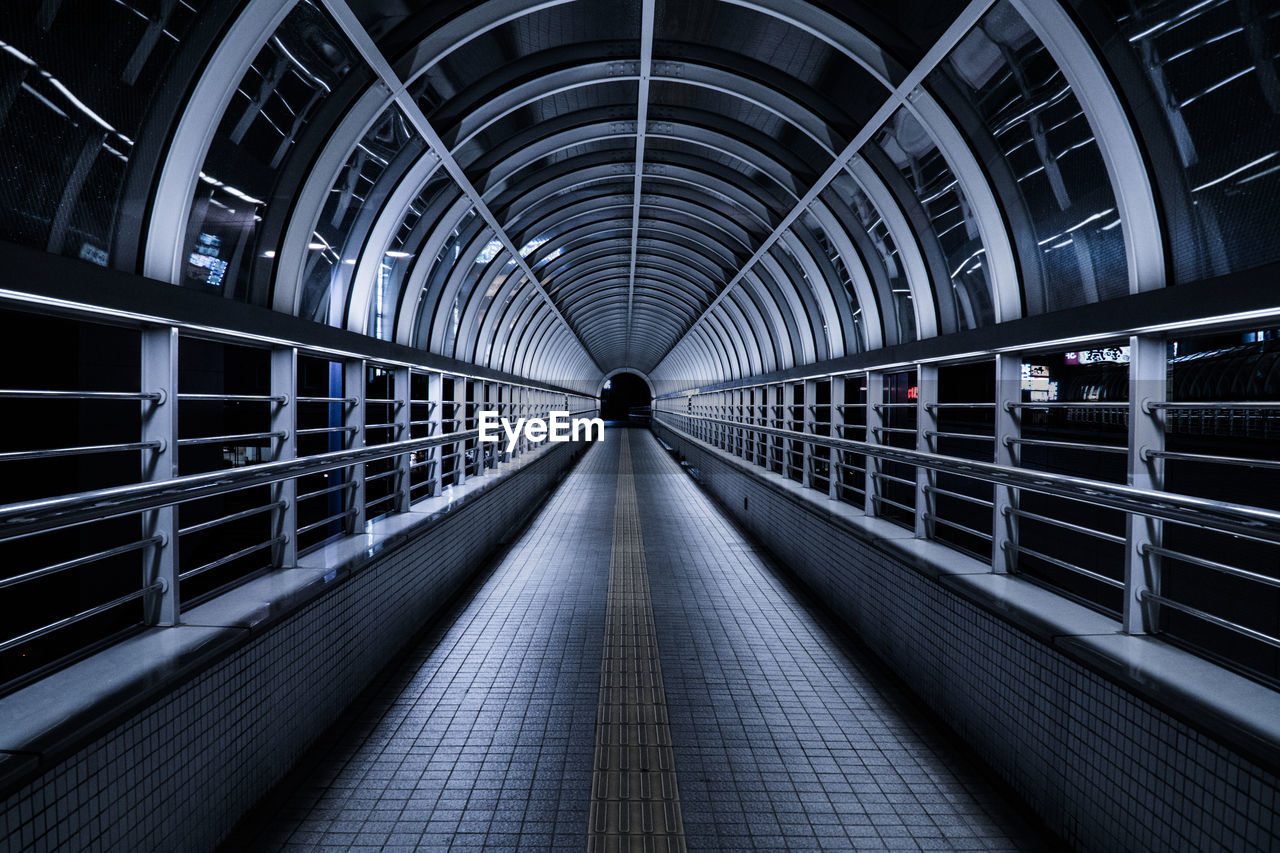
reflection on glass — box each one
[1096,0,1280,282]
[412,210,483,349]
[182,0,360,299]
[366,168,457,341]
[298,104,418,324]
[872,107,995,332]
[937,0,1126,312]
[0,1,199,263]
[824,175,917,344]
[801,210,867,353]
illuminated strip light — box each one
[197,172,266,206]
[1128,0,1217,43]
[1165,26,1243,63]
[1180,66,1254,109]
[1036,209,1115,246]
[1191,152,1277,193]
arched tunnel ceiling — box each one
[60,0,1257,393]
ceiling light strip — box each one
[625,0,657,365]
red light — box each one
[907,386,919,400]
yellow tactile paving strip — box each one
[588,431,686,853]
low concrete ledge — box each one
[0,440,580,799]
[653,422,1280,778]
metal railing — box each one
[0,302,596,694]
[655,333,1280,686]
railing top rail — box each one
[653,411,1280,545]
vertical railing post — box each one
[344,358,367,532]
[829,375,845,500]
[802,378,817,488]
[141,326,179,626]
[270,346,298,567]
[915,364,938,539]
[1125,334,1166,634]
[992,354,1021,572]
[864,371,884,516]
[455,377,469,485]
[428,371,444,494]
[393,365,412,511]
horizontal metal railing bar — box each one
[924,484,993,507]
[926,430,995,442]
[1141,544,1280,590]
[409,458,437,470]
[0,441,161,463]
[176,431,285,447]
[408,420,439,428]
[364,468,403,484]
[1003,542,1125,589]
[179,538,283,582]
[1143,592,1280,651]
[925,402,995,409]
[654,412,1280,545]
[1007,401,1127,410]
[874,402,917,409]
[871,425,918,436]
[179,502,285,537]
[0,581,164,655]
[409,400,438,409]
[870,493,915,515]
[833,459,867,473]
[364,398,404,406]
[297,509,356,536]
[0,389,161,401]
[297,480,357,502]
[295,396,356,404]
[176,393,286,403]
[924,514,993,541]
[1145,450,1280,471]
[0,428,484,541]
[364,422,403,431]
[871,471,917,488]
[1005,506,1126,544]
[0,536,163,591]
[1147,401,1280,411]
[365,492,399,510]
[1005,436,1126,453]
[296,426,357,436]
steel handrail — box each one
[653,412,1280,545]
[0,408,599,542]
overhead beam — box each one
[647,0,999,373]
[319,0,604,376]
[624,0,657,365]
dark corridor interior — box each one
[599,373,651,423]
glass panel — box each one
[870,107,996,332]
[298,103,419,324]
[800,208,866,354]
[934,1,1127,312]
[1091,0,1280,282]
[0,0,201,263]
[181,1,363,299]
[367,166,457,340]
[410,211,485,349]
[823,175,917,344]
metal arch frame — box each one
[393,194,477,345]
[272,84,396,320]
[650,0,1000,384]
[143,0,299,285]
[703,310,745,380]
[347,149,446,339]
[446,252,523,363]
[803,199,886,351]
[730,266,791,373]
[1009,0,1164,294]
[754,252,823,364]
[317,0,602,383]
[600,368,655,397]
[713,292,766,377]
[486,119,805,217]
[624,0,655,365]
[556,272,705,317]
[378,174,468,340]
[903,91,1021,325]
[487,133,795,234]
[726,284,781,374]
[843,158,938,340]
[422,224,512,355]
[776,228,850,359]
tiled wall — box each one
[656,425,1280,852]
[0,442,581,853]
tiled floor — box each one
[230,429,1051,852]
